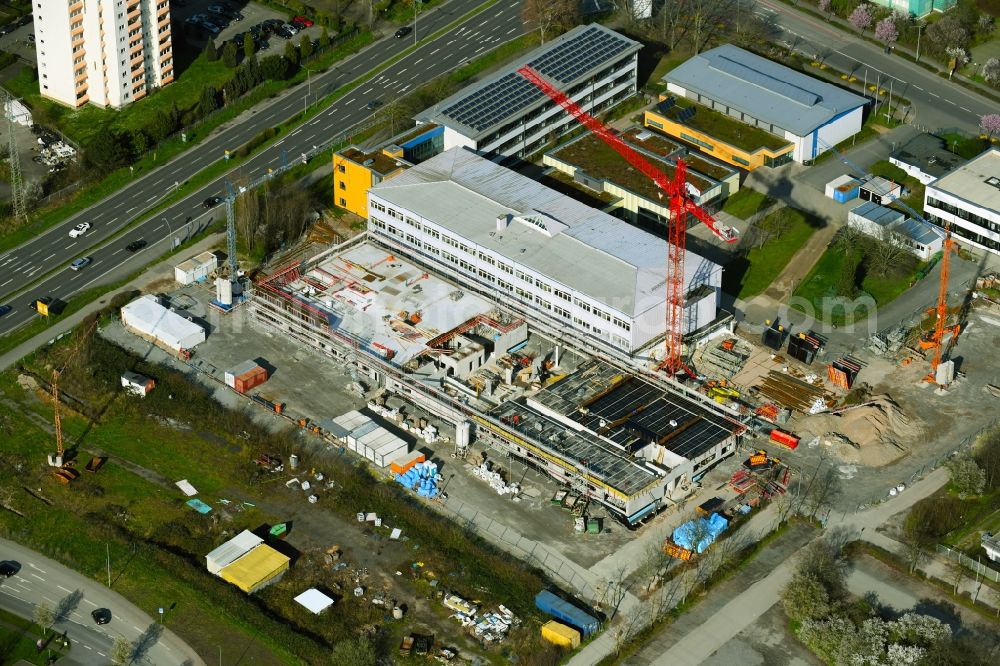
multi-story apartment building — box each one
[415,23,641,161]
[367,147,723,356]
[33,0,174,109]
[924,149,1000,255]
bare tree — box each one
[612,605,648,655]
[111,635,133,665]
[33,601,54,635]
[234,189,261,253]
[688,0,734,53]
[866,225,910,278]
[947,557,965,595]
[658,0,691,49]
[521,0,580,43]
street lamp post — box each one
[106,543,111,587]
[414,0,420,46]
[916,21,925,63]
[162,217,175,249]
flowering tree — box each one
[818,0,831,14]
[848,4,873,32]
[983,57,1000,86]
[875,17,898,45]
[981,114,1000,138]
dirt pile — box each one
[801,394,923,467]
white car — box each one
[68,222,90,238]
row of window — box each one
[369,212,633,334]
[927,197,1000,235]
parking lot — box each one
[173,1,326,61]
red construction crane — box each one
[516,65,738,375]
[924,224,959,383]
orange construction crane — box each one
[924,224,960,384]
[48,319,98,468]
[516,66,738,376]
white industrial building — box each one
[415,24,641,160]
[367,147,723,355]
[174,251,218,285]
[325,411,410,468]
[33,0,174,109]
[847,201,944,260]
[664,45,867,163]
[924,149,1000,256]
[120,295,205,352]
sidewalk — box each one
[0,231,225,372]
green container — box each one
[586,518,601,534]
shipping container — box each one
[535,590,599,636]
[541,620,581,649]
[390,451,426,475]
[233,366,268,393]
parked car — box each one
[125,239,147,252]
[292,16,314,27]
[0,305,11,317]
[0,561,20,577]
[394,26,412,38]
[201,21,221,35]
[290,19,308,30]
[68,222,90,238]
[69,257,92,271]
[91,608,112,625]
[282,23,299,35]
[273,24,294,39]
[203,196,224,208]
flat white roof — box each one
[371,148,720,317]
[928,148,1000,213]
[205,530,264,572]
[294,588,335,614]
[282,242,494,365]
[120,295,205,350]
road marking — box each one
[913,85,923,91]
[397,68,407,74]
[126,207,136,213]
[448,39,456,45]
[506,27,517,35]
[43,253,55,262]
[112,248,123,256]
[84,645,92,650]
[0,279,11,287]
[109,217,118,223]
[57,584,71,592]
[361,87,372,94]
[153,224,163,232]
[344,96,355,104]
[930,92,940,98]
[83,599,96,607]
[147,195,156,202]
[430,48,440,55]
[64,243,75,250]
[289,128,302,136]
[475,46,485,54]
[962,106,971,112]
[133,625,142,631]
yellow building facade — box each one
[643,110,794,171]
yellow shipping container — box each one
[541,620,581,649]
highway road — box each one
[0,536,203,665]
[0,0,526,337]
[757,0,994,133]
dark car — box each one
[0,305,11,317]
[290,19,308,31]
[273,24,294,39]
[0,561,20,577]
[203,196,224,208]
[91,608,112,625]
[366,99,383,110]
[394,26,412,38]
[125,239,147,252]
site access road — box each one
[0,0,526,337]
[0,536,204,665]
[757,0,993,133]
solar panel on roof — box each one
[438,26,636,132]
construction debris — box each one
[801,395,920,466]
[755,370,834,413]
[472,461,519,496]
[867,325,907,356]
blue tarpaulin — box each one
[672,513,728,553]
[186,498,212,514]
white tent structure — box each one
[121,295,205,352]
[294,588,335,614]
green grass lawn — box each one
[0,607,69,664]
[722,189,775,220]
[729,209,816,299]
[868,159,926,214]
[939,132,992,160]
[792,244,925,325]
[670,97,790,152]
[6,53,232,146]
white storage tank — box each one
[456,421,471,449]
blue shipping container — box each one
[535,590,600,636]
